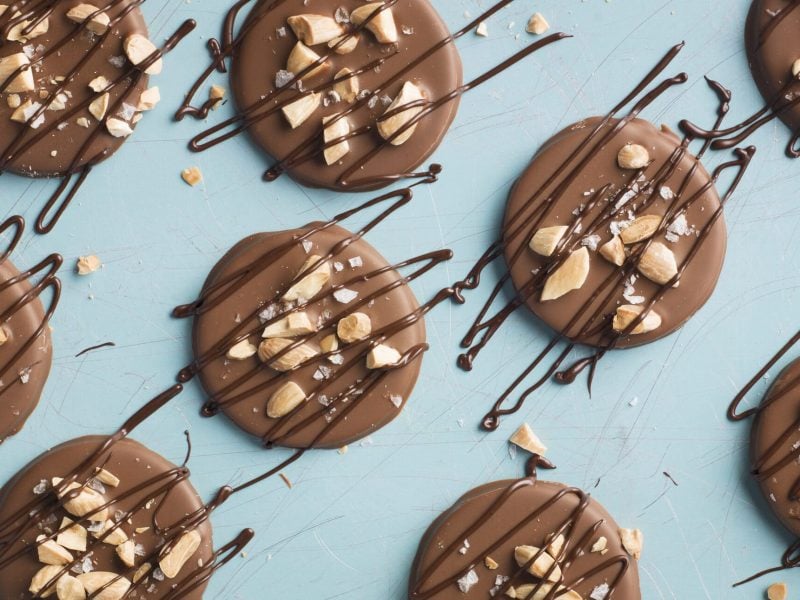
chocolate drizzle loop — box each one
[0,2,195,234]
[175,0,569,190]
[441,44,756,431]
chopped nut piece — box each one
[287,14,344,45]
[88,76,109,93]
[267,381,306,418]
[599,235,625,266]
[612,305,662,335]
[29,565,63,597]
[509,423,547,455]
[793,60,800,77]
[89,92,109,120]
[258,338,319,371]
[282,255,331,301]
[6,93,21,109]
[529,225,568,257]
[0,326,8,346]
[337,312,372,343]
[541,247,590,302]
[507,584,581,600]
[132,563,151,583]
[546,533,564,559]
[76,255,101,275]
[619,528,643,560]
[637,242,678,285]
[768,582,788,600]
[36,535,74,565]
[281,92,321,129]
[116,539,136,568]
[52,478,109,521]
[366,344,402,369]
[76,572,131,600]
[124,34,163,75]
[320,334,339,353]
[66,4,110,34]
[328,33,359,54]
[210,84,226,109]
[526,12,550,35]
[349,2,398,43]
[76,117,91,128]
[159,530,202,578]
[263,311,317,338]
[377,81,425,145]
[334,67,359,103]
[181,166,203,186]
[57,517,87,552]
[11,100,40,125]
[55,575,85,600]
[138,86,160,111]
[475,21,488,36]
[105,118,133,138]
[617,143,650,170]
[619,215,662,244]
[591,536,608,554]
[484,556,499,570]
[0,53,35,93]
[322,114,351,165]
[94,468,120,488]
[286,41,328,79]
[513,546,562,582]
[92,520,128,546]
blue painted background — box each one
[2,1,799,597]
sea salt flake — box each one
[275,69,295,89]
[581,234,601,251]
[590,583,610,600]
[108,55,125,68]
[458,539,470,555]
[328,353,344,365]
[334,7,350,23]
[318,394,331,407]
[276,26,287,37]
[659,186,674,200]
[387,394,402,407]
[667,213,691,237]
[333,261,344,272]
[401,25,414,35]
[258,304,278,323]
[333,288,358,303]
[301,239,313,253]
[18,367,31,384]
[32,480,48,495]
[457,569,479,593]
[119,102,136,120]
[152,567,165,581]
[348,256,363,268]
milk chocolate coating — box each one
[0,0,150,177]
[230,0,462,190]
[0,259,52,443]
[745,0,800,137]
[193,224,426,448]
[750,357,800,537]
[503,117,726,349]
[409,479,641,599]
[0,435,213,597]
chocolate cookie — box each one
[0,234,59,443]
[745,0,800,145]
[0,1,160,177]
[228,0,462,190]
[183,223,429,449]
[0,435,214,598]
[409,478,641,600]
[503,117,727,349]
[750,357,800,537]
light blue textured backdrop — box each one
[2,0,799,598]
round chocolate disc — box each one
[0,258,52,443]
[192,224,426,449]
[745,0,800,139]
[230,0,462,190]
[750,357,800,537]
[0,0,151,177]
[409,478,641,600]
[503,117,727,349]
[0,435,213,597]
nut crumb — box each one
[181,166,203,186]
[76,255,101,275]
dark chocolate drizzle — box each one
[442,43,755,430]
[679,1,800,157]
[0,1,195,234]
[173,175,458,494]
[727,329,800,586]
[175,0,569,189]
[0,215,61,431]
[409,477,631,600]
[0,384,255,599]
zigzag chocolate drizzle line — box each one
[172,177,458,494]
[176,0,569,189]
[0,0,196,233]
[0,216,61,425]
[679,1,800,158]
[726,330,800,587]
[441,43,755,431]
[409,477,630,600]
[0,384,255,599]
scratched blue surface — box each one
[2,0,799,598]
